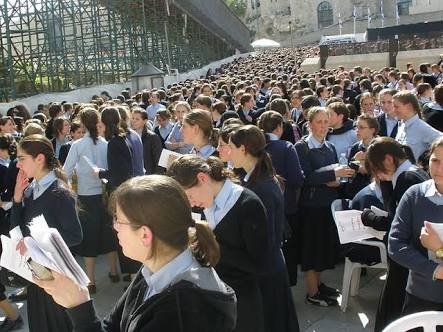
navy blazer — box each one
[377,113,398,138]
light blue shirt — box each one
[392,160,418,189]
[369,181,383,204]
[158,122,173,140]
[141,249,200,300]
[204,180,244,230]
[396,114,442,161]
[384,113,398,137]
[63,132,108,196]
[306,134,332,150]
[0,157,9,167]
[147,103,166,122]
[191,144,216,160]
[25,171,57,200]
[423,179,443,205]
[266,133,279,141]
[165,122,192,154]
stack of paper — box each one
[0,215,89,286]
[333,206,386,244]
[158,149,182,169]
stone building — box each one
[245,0,443,41]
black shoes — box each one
[0,316,24,332]
[306,283,341,307]
[318,283,341,298]
[108,273,120,283]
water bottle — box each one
[339,153,348,183]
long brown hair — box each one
[79,108,99,144]
[18,134,69,185]
[183,109,218,147]
[110,175,220,267]
[167,155,236,189]
[101,107,125,141]
[230,125,277,187]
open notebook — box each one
[0,215,89,287]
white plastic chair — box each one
[383,311,443,332]
[331,199,388,312]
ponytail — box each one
[188,221,220,267]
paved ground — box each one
[4,256,384,331]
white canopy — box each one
[251,38,281,49]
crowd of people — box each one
[0,46,443,332]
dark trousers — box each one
[401,292,443,332]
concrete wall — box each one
[300,57,321,73]
[410,0,443,15]
[325,52,389,71]
[396,48,443,72]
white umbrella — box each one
[251,38,281,49]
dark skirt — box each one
[259,249,299,332]
[374,256,409,332]
[74,195,117,257]
[282,213,300,286]
[223,276,264,332]
[27,284,72,332]
[300,206,339,272]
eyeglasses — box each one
[356,126,369,130]
[113,214,135,227]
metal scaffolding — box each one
[0,0,249,101]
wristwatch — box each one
[435,247,443,259]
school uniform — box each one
[65,249,237,332]
[265,134,304,285]
[139,126,163,175]
[126,128,145,176]
[327,119,358,160]
[0,159,11,302]
[204,180,268,332]
[395,114,442,162]
[389,180,443,319]
[242,171,299,332]
[294,135,340,273]
[377,112,398,138]
[10,172,82,332]
[346,141,371,198]
[190,144,218,160]
[165,122,192,154]
[154,122,173,149]
[59,141,72,165]
[422,102,443,132]
[361,161,429,332]
[63,133,117,258]
[98,135,139,274]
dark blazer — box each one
[140,126,162,175]
[294,138,339,208]
[59,141,72,165]
[99,135,133,191]
[213,189,268,332]
[237,107,257,125]
[265,138,304,215]
[377,113,398,138]
[65,271,237,332]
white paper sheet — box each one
[158,149,182,169]
[426,222,443,263]
[334,210,385,244]
[0,215,90,286]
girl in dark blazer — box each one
[168,155,268,332]
[34,176,237,332]
[95,107,139,278]
[229,125,299,332]
[346,114,379,198]
[294,107,355,307]
[59,121,84,165]
[11,134,82,332]
[51,118,70,160]
[361,137,429,331]
[130,108,162,175]
[258,110,305,286]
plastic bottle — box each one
[339,152,349,183]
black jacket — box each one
[377,113,398,138]
[66,267,237,332]
[140,126,163,175]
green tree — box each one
[225,0,247,18]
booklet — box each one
[333,207,386,244]
[0,215,89,286]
